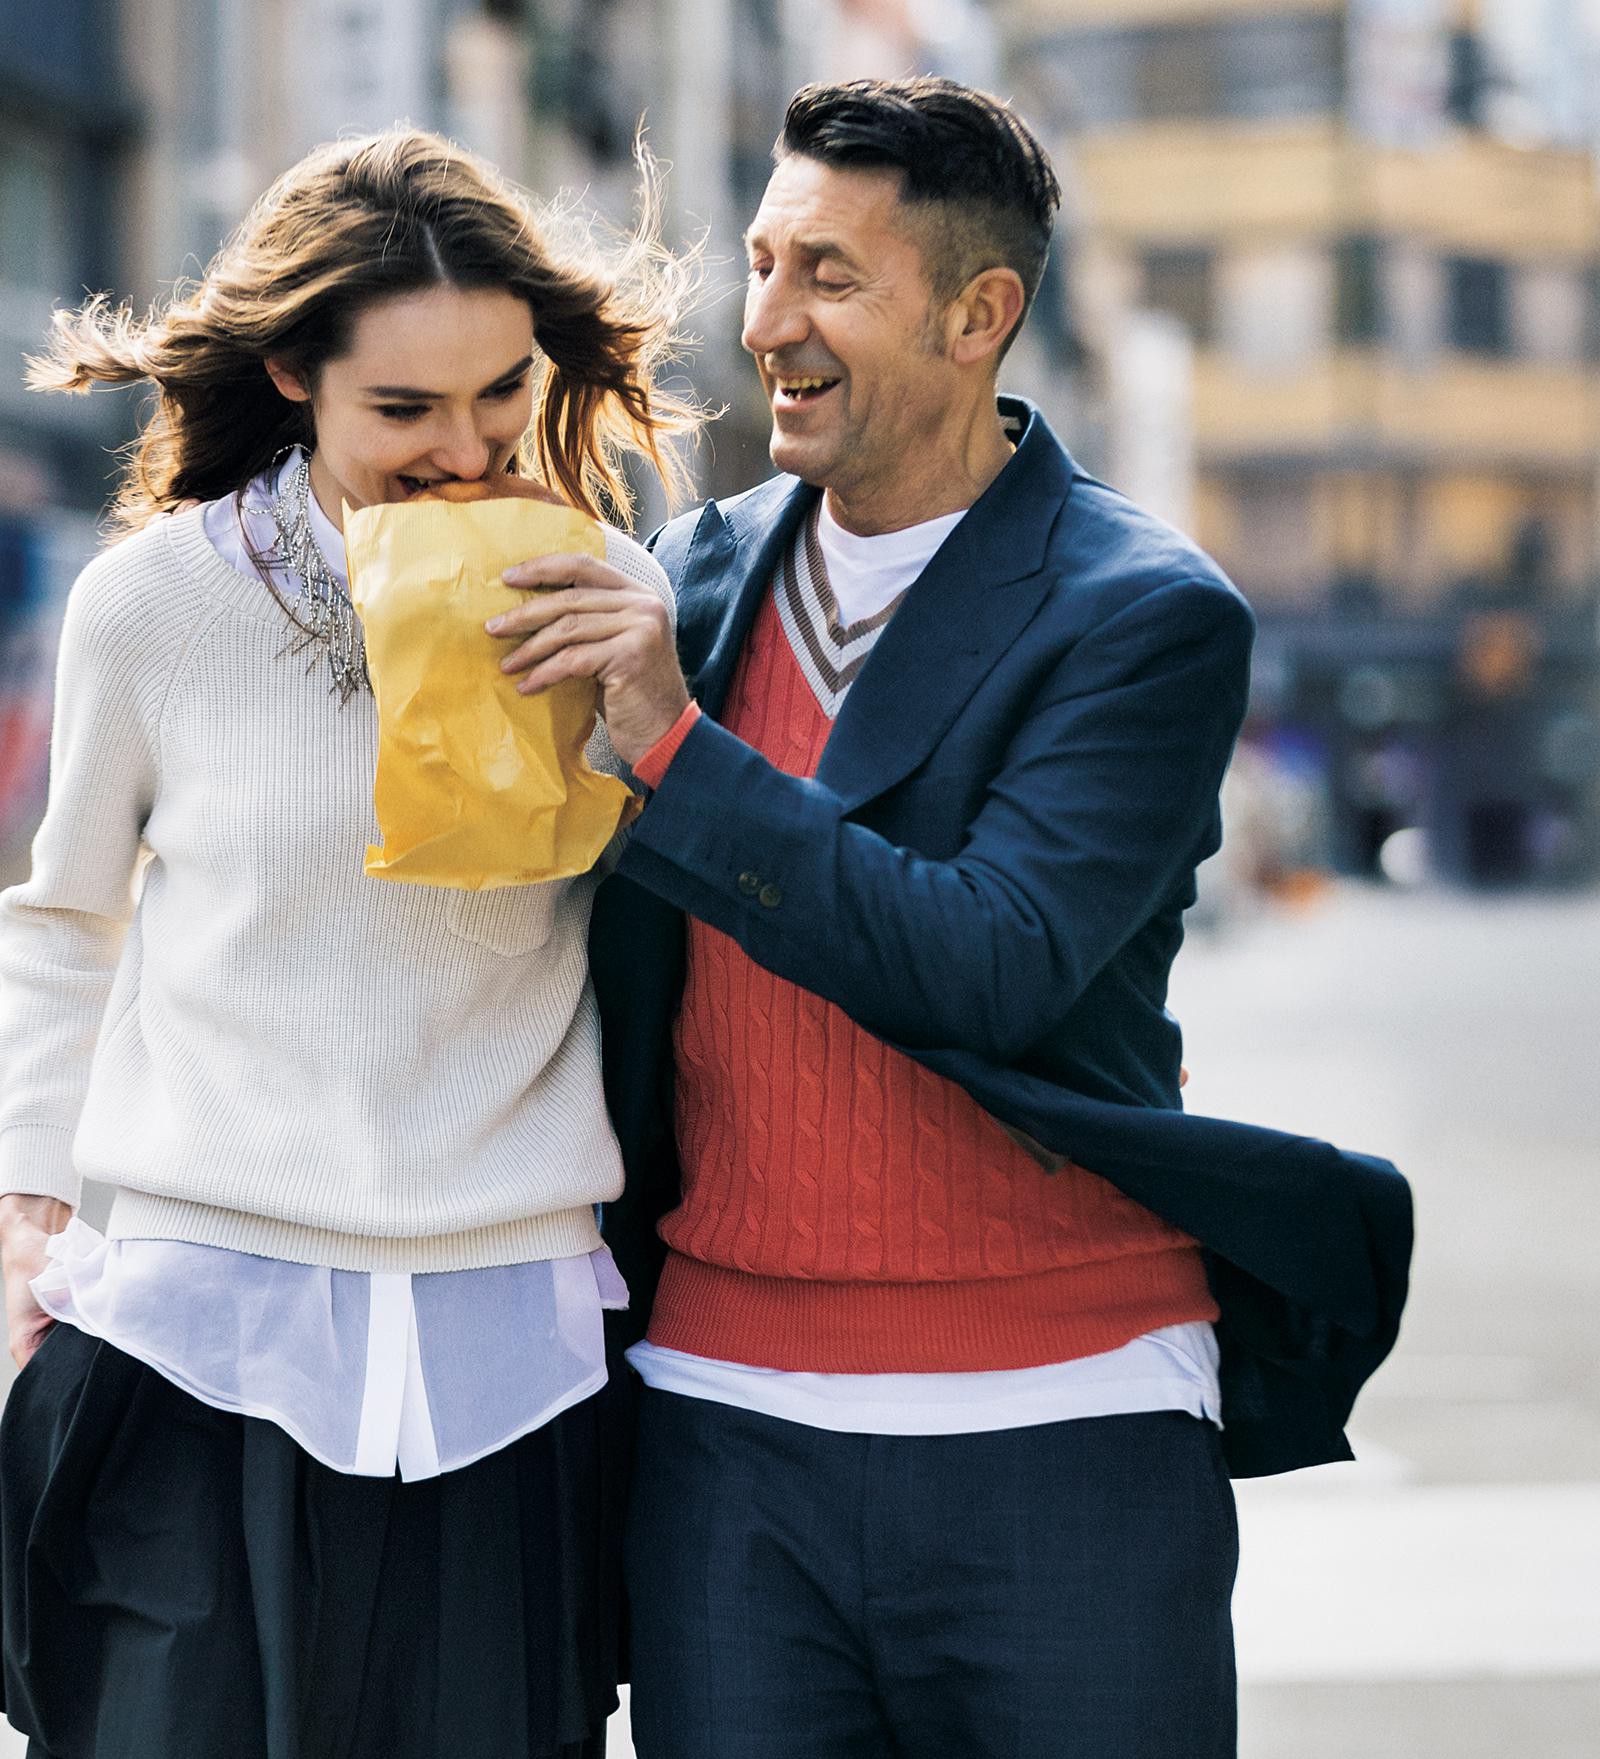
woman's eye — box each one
[481,378,527,403]
[377,404,428,423]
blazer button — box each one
[737,871,761,896]
[758,883,783,909]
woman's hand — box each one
[0,1194,72,1370]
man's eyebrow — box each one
[742,229,866,273]
[363,354,535,399]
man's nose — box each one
[741,270,808,358]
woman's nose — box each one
[432,418,491,482]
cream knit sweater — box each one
[0,507,668,1273]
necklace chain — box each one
[261,455,371,704]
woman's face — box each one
[267,285,537,530]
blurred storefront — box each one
[1014,0,1600,887]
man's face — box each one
[741,155,958,512]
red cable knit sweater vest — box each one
[646,559,1218,1373]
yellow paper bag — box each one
[344,496,638,889]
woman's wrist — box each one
[0,1193,74,1243]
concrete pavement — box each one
[1177,883,1600,1757]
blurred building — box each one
[1013,0,1600,885]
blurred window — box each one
[1049,16,1344,125]
[1510,264,1588,366]
[1219,247,1329,373]
[1227,472,1321,601]
[1384,246,1444,370]
[0,0,119,108]
[1443,27,1492,130]
[1585,266,1600,366]
[1445,257,1511,356]
[1334,238,1385,346]
[1142,247,1215,342]
[1045,31,1139,129]
[1219,17,1345,119]
[1135,26,1223,121]
[0,129,69,298]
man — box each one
[493,77,1411,1759]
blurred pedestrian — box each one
[492,76,1412,1759]
[0,127,701,1759]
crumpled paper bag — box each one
[344,496,638,889]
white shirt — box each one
[35,1217,626,1480]
[16,455,635,1478]
[628,494,1222,1436]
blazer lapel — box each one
[677,476,817,718]
[814,405,1077,812]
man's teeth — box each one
[779,378,836,394]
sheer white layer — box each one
[34,1219,628,1480]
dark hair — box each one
[29,129,705,533]
[775,77,1061,348]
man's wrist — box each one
[632,701,702,789]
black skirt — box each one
[0,1322,623,1758]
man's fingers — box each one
[501,553,633,592]
[514,633,633,696]
[488,588,637,642]
[500,611,636,676]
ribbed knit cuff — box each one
[631,701,702,789]
[0,1123,82,1208]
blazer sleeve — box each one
[616,576,1254,1062]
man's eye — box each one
[816,280,851,295]
[748,263,772,280]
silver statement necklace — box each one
[262,453,371,704]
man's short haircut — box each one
[775,77,1062,351]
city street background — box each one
[5,0,1600,1753]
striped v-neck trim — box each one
[774,508,904,720]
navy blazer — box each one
[592,398,1412,1477]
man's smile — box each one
[770,374,843,411]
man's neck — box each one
[824,407,1016,537]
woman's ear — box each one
[264,358,312,403]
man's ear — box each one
[264,358,312,404]
[947,267,1027,369]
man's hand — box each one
[0,1193,71,1370]
[489,554,690,768]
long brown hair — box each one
[28,129,706,533]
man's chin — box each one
[768,428,839,487]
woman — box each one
[0,128,701,1759]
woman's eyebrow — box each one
[363,355,535,399]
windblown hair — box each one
[28,129,705,534]
[777,77,1062,355]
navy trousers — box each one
[625,1391,1238,1759]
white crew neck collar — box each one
[811,496,968,630]
[818,496,966,554]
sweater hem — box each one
[106,1189,604,1273]
[646,1246,1220,1374]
